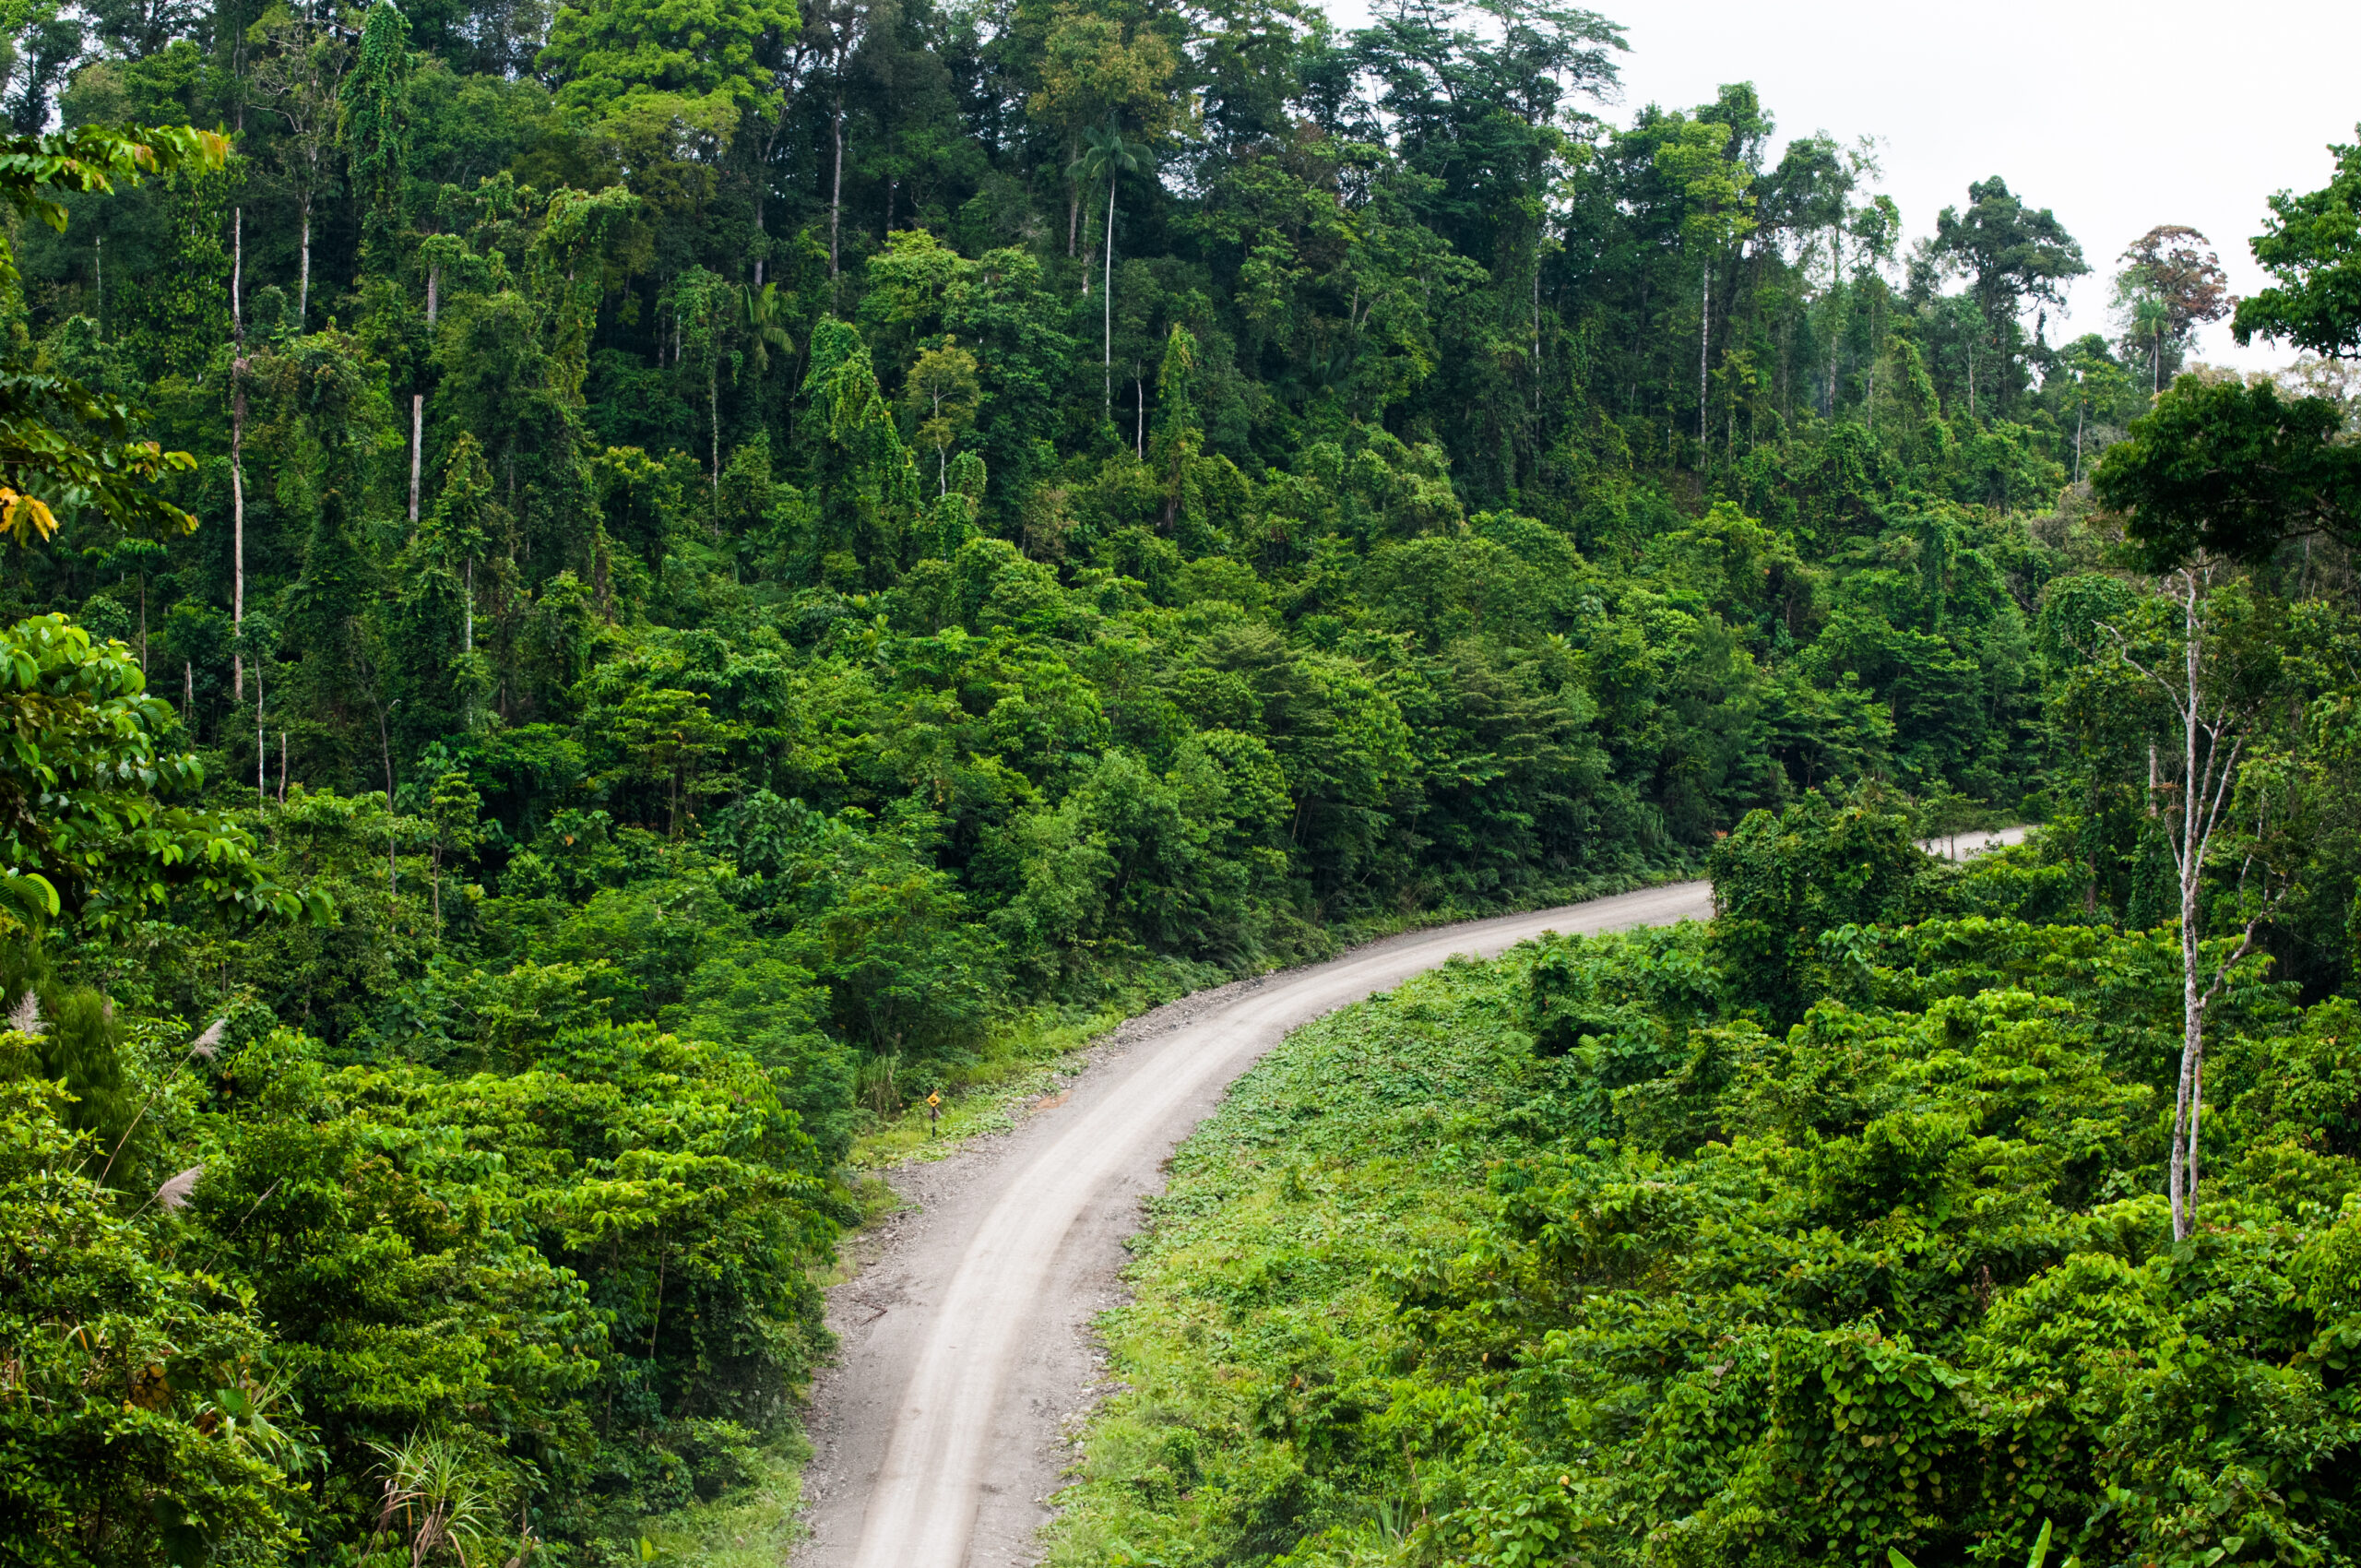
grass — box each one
[650,878,1686,1565]
[1040,948,1551,1568]
[848,864,1687,1169]
[629,1438,811,1567]
[847,996,1161,1168]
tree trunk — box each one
[1697,263,1710,468]
[2148,566,2263,1243]
[1104,178,1116,418]
[298,192,312,327]
[409,394,424,522]
[231,206,243,338]
[409,266,438,524]
[1865,291,1880,415]
[2168,573,2206,1241]
[379,702,397,897]
[753,123,775,286]
[1531,240,1541,415]
[231,360,246,702]
[829,89,845,280]
[1824,232,1843,418]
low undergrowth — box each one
[1046,912,2361,1568]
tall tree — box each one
[338,0,415,223]
[1071,118,1148,419]
[2234,128,2361,361]
[2101,568,2296,1241]
[1654,112,1756,462]
[1931,175,2086,415]
[247,2,351,327]
[2113,224,2229,392]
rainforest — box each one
[2,0,2361,1561]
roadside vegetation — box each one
[1051,798,2361,1568]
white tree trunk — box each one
[1104,179,1116,417]
[231,362,246,703]
[1824,231,1843,417]
[298,194,312,327]
[409,395,424,522]
[1697,264,1710,465]
[409,266,439,523]
[829,94,845,279]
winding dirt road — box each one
[791,880,1715,1568]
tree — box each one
[5,1,84,136]
[801,0,866,280]
[2114,224,2229,392]
[0,616,302,934]
[736,279,796,435]
[338,0,416,223]
[2093,375,2361,567]
[1071,118,1151,420]
[540,0,798,125]
[1653,111,1756,462]
[409,432,499,726]
[0,1072,303,1566]
[248,3,353,327]
[903,338,980,493]
[666,266,739,495]
[606,686,744,836]
[2053,334,2131,484]
[0,124,223,544]
[1022,0,1179,259]
[540,0,798,225]
[739,280,796,375]
[2100,569,2297,1241]
[1931,176,2087,415]
[2234,128,2361,360]
[2125,292,2171,396]
[1932,176,2088,327]
[425,769,482,932]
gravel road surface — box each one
[792,879,1716,1568]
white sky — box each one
[1315,0,2361,370]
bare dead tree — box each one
[2106,561,2295,1241]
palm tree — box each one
[738,282,796,377]
[2131,293,2170,396]
[1071,119,1150,421]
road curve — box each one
[792,879,1714,1568]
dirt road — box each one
[792,880,1715,1568]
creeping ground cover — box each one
[1048,806,2361,1568]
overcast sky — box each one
[1314,0,2361,370]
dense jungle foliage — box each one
[1050,802,2361,1568]
[1,0,2360,1556]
